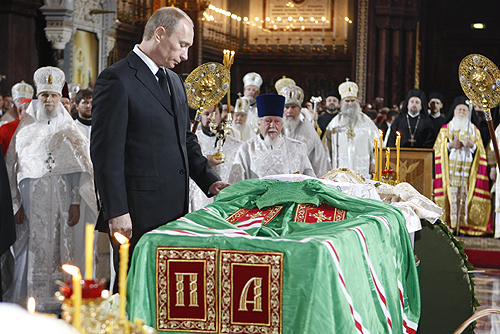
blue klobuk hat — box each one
[256,94,285,118]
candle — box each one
[386,148,390,171]
[396,131,401,181]
[345,17,349,39]
[85,223,94,280]
[378,130,383,181]
[310,17,314,38]
[62,265,82,331]
[374,138,378,180]
[333,16,336,38]
[27,297,36,314]
[114,232,130,320]
[322,17,326,38]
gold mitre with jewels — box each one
[11,81,34,102]
[242,72,263,89]
[338,78,358,100]
[234,96,251,114]
[274,76,296,93]
[279,84,304,107]
[34,66,65,96]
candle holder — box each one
[56,280,157,334]
[298,37,305,51]
[276,37,282,51]
[380,169,400,186]
[344,38,348,53]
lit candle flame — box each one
[62,264,81,276]
[27,297,36,314]
[396,131,401,136]
[114,232,129,245]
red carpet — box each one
[458,236,500,268]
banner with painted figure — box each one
[127,178,420,334]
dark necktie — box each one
[156,68,172,110]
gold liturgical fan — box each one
[184,62,230,133]
[459,54,500,168]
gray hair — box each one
[142,7,193,41]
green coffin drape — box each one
[127,178,420,333]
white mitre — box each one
[34,66,65,96]
[68,83,81,99]
[338,78,358,100]
[11,81,34,102]
[234,97,251,114]
[243,72,263,89]
[274,76,296,93]
[279,85,304,107]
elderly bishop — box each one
[3,67,97,311]
[229,94,315,183]
[434,96,490,236]
[279,84,331,177]
[324,79,379,178]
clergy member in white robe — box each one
[229,94,315,183]
[231,96,256,141]
[3,66,97,312]
[242,72,263,134]
[279,84,332,177]
[324,79,379,178]
[189,104,242,211]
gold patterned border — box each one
[219,250,283,334]
[156,247,218,332]
[294,203,347,223]
[226,206,283,226]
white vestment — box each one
[228,136,315,183]
[284,119,331,177]
[189,129,242,212]
[324,112,379,178]
[246,104,259,135]
[3,100,97,312]
[232,121,255,141]
[74,119,91,139]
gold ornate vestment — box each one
[434,124,491,235]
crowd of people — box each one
[0,6,499,314]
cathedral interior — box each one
[1,0,500,107]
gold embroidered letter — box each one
[175,273,199,307]
[238,277,263,312]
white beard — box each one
[283,116,300,133]
[245,96,256,105]
[233,122,243,131]
[339,103,360,128]
[36,103,61,121]
[263,134,283,148]
[453,117,469,132]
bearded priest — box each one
[228,94,315,183]
[434,96,491,235]
[323,79,379,178]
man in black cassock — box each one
[0,150,15,301]
[428,91,447,143]
[388,89,434,148]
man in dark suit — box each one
[91,7,229,256]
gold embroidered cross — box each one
[249,211,263,219]
[311,210,330,222]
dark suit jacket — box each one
[91,51,220,243]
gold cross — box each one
[346,128,355,140]
[311,210,330,222]
[249,211,263,219]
